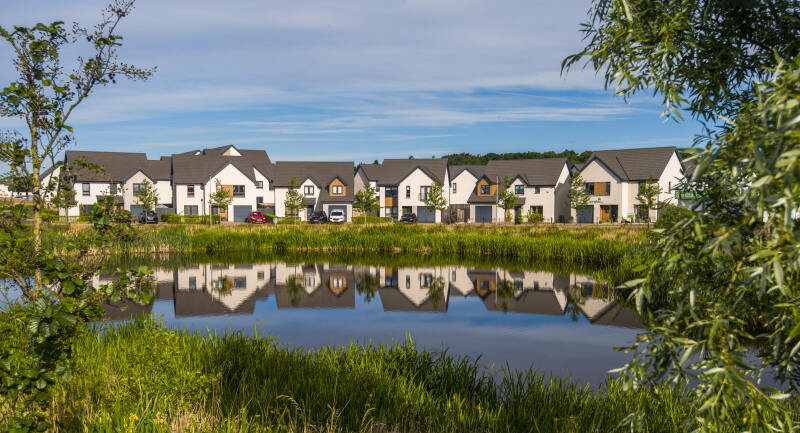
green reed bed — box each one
[44,224,645,267]
[51,317,742,433]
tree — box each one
[208,179,232,224]
[497,177,518,223]
[565,1,800,430]
[567,174,591,223]
[0,3,153,431]
[284,177,304,223]
[0,0,153,289]
[50,164,76,223]
[634,176,662,227]
[134,179,158,214]
[422,177,447,223]
[354,182,380,224]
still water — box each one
[98,261,642,385]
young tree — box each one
[354,182,380,224]
[567,174,591,223]
[422,177,448,223]
[50,165,76,224]
[565,1,800,430]
[134,179,158,214]
[635,176,662,227]
[208,179,232,224]
[497,177,518,223]
[0,0,153,288]
[284,177,304,223]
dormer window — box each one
[304,185,315,196]
[332,185,343,195]
[480,185,490,195]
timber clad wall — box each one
[476,178,497,196]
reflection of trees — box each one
[495,279,515,313]
[286,275,303,307]
[565,284,589,322]
[355,272,380,304]
[214,276,233,295]
[426,276,446,309]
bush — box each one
[527,209,543,224]
[352,216,393,224]
[277,216,303,225]
[160,214,221,224]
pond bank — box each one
[44,223,648,268]
[51,318,740,433]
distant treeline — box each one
[442,150,593,166]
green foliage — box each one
[354,182,380,224]
[422,177,448,219]
[49,317,746,433]
[159,213,220,224]
[208,179,233,225]
[133,179,158,213]
[497,177,518,223]
[527,207,543,224]
[635,176,662,227]
[444,149,593,166]
[284,177,304,222]
[567,174,591,216]
[352,216,393,224]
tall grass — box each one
[44,224,647,267]
[51,317,743,433]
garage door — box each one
[130,205,144,220]
[475,206,492,223]
[416,206,435,223]
[233,205,252,222]
[577,205,594,224]
[328,205,348,222]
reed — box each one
[50,317,745,433]
[43,224,647,267]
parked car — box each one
[309,211,328,224]
[328,209,346,223]
[399,213,417,224]
[245,211,267,224]
[138,211,159,224]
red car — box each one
[245,211,267,224]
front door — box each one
[307,205,314,221]
[599,205,618,223]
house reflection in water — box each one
[97,262,642,329]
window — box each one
[234,277,247,289]
[405,186,411,198]
[405,275,411,289]
[590,182,611,196]
[451,270,457,281]
[109,184,117,195]
[304,185,315,196]
[402,206,412,216]
[668,182,671,192]
[332,185,343,195]
[534,186,541,194]
[420,274,433,288]
[332,278,344,289]
[515,280,523,291]
[187,185,195,198]
[480,280,490,290]
[387,207,399,220]
[420,186,431,200]
[132,183,143,194]
[188,277,196,290]
[256,181,263,189]
[233,185,245,197]
[533,282,540,290]
[452,183,457,193]
[82,183,90,196]
[256,197,263,206]
[257,271,264,281]
[514,185,524,195]
[305,275,315,288]
[480,184,491,195]
[184,205,199,215]
[385,186,398,198]
[530,205,543,215]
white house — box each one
[574,147,686,223]
[272,161,354,221]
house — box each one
[355,158,449,222]
[574,146,685,223]
[272,161,355,221]
[447,159,571,223]
[171,145,272,221]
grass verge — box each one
[47,317,748,433]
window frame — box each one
[184,205,199,216]
[132,183,143,194]
[480,184,491,195]
[232,185,245,197]
[331,185,343,195]
[452,183,457,193]
[82,183,90,196]
[405,186,411,198]
[109,184,117,195]
[534,186,541,194]
[187,185,195,198]
[514,184,524,195]
[304,185,315,196]
[256,181,264,189]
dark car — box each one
[245,211,267,224]
[138,211,158,224]
[309,211,328,224]
[399,213,417,223]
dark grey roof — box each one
[586,302,644,329]
[127,158,171,181]
[360,158,448,185]
[584,147,677,181]
[483,290,566,316]
[467,192,497,204]
[449,165,482,179]
[65,151,149,182]
[273,161,355,202]
[273,267,355,309]
[171,146,271,184]
[378,288,448,312]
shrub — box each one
[352,216,393,224]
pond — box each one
[97,259,642,386]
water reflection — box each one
[97,262,641,328]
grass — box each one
[43,223,647,268]
[46,317,746,433]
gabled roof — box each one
[450,159,568,187]
[273,161,355,202]
[64,150,172,182]
[378,288,448,312]
[582,146,678,181]
[482,290,566,316]
[171,146,272,184]
[359,158,448,185]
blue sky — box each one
[0,0,701,164]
